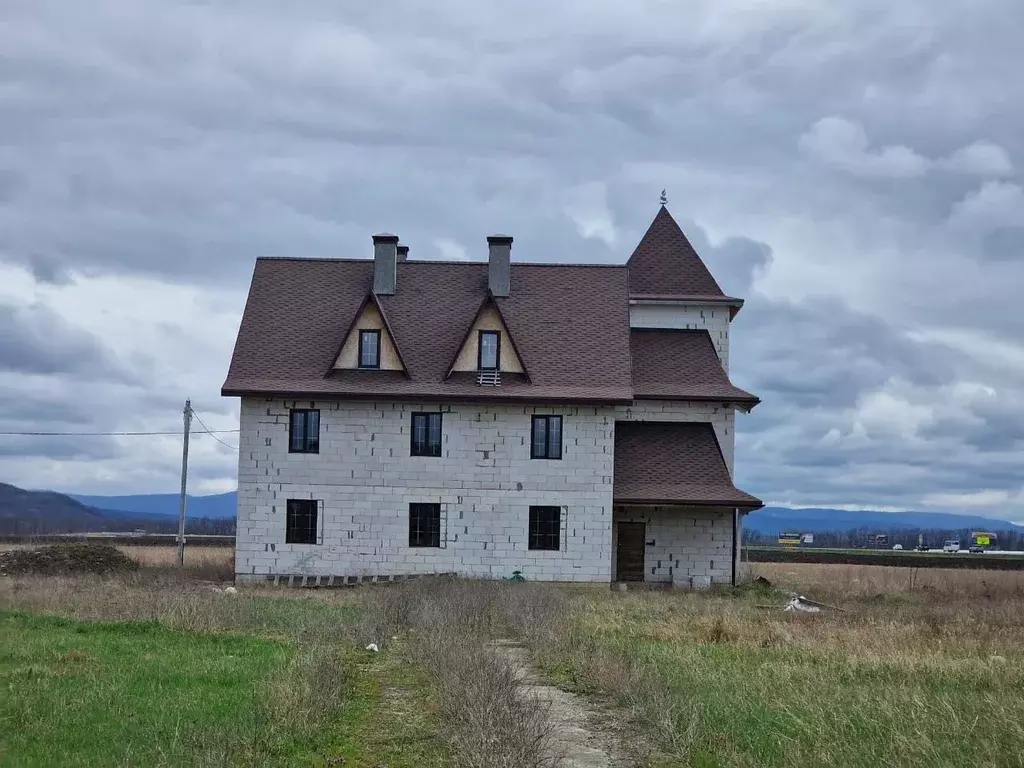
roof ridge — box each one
[371,294,412,379]
[256,256,627,269]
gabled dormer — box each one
[446,293,529,386]
[445,235,530,387]
[330,291,409,375]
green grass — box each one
[0,611,287,766]
[0,609,447,767]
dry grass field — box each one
[753,560,1024,599]
[2,548,1024,766]
[117,544,234,570]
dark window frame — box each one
[410,412,443,457]
[285,499,319,545]
[358,329,381,369]
[531,415,563,459]
[288,409,320,454]
[528,506,561,551]
[409,503,441,548]
[478,330,500,371]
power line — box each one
[0,429,239,436]
[190,408,238,451]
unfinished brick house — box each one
[222,206,762,586]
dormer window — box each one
[478,330,500,370]
[358,329,380,368]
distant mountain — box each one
[746,506,1024,535]
[69,492,236,520]
[0,482,236,535]
[22,486,1023,540]
[0,482,109,534]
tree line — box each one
[0,515,236,536]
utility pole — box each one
[176,399,192,567]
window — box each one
[478,330,500,370]
[410,412,443,457]
[531,415,562,459]
[285,499,318,544]
[288,409,320,453]
[409,503,441,547]
[529,506,561,551]
[358,329,381,369]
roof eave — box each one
[631,393,761,409]
[614,497,764,510]
[220,386,634,405]
[630,294,745,318]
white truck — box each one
[943,539,961,554]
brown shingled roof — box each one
[630,330,759,406]
[223,207,763,405]
[627,206,726,298]
[613,421,762,508]
[222,259,634,402]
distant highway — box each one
[747,546,1024,570]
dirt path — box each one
[491,639,627,768]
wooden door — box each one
[616,522,646,582]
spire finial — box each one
[659,189,668,206]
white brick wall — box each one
[629,303,731,371]
[235,397,742,584]
[236,399,615,582]
[612,506,737,585]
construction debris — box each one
[785,593,844,613]
[0,543,138,577]
[757,592,845,613]
[784,596,820,613]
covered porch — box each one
[612,421,762,587]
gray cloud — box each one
[0,0,1022,516]
[0,303,132,380]
[800,117,929,178]
[0,434,120,461]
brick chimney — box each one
[397,243,409,262]
[372,233,399,295]
[487,235,512,297]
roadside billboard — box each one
[972,532,997,548]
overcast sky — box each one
[2,1,1022,519]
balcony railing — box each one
[476,369,501,386]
